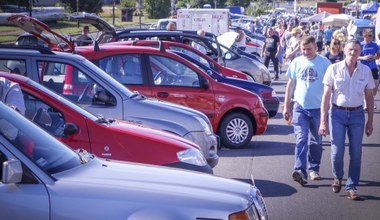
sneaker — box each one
[346,189,361,201]
[292,170,307,186]
[309,171,321,180]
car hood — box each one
[52,158,257,217]
[66,12,115,34]
[110,119,201,150]
[217,31,239,48]
[7,14,74,51]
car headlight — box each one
[194,116,213,135]
[229,186,268,220]
[177,148,207,166]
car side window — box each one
[37,61,116,106]
[22,92,66,138]
[168,46,210,67]
[0,59,26,75]
[149,55,200,87]
[98,54,143,85]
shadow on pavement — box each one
[219,140,294,157]
[234,178,297,197]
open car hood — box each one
[7,14,74,51]
[67,12,115,34]
[217,32,239,49]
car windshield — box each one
[0,102,81,174]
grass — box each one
[0,6,159,44]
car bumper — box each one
[253,107,269,135]
[165,162,213,174]
[263,97,280,118]
[184,132,219,168]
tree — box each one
[225,0,250,8]
[144,0,171,19]
[65,0,103,14]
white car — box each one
[0,102,268,220]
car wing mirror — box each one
[2,159,23,184]
[63,123,80,138]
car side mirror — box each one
[63,123,79,138]
[94,90,116,106]
[2,159,23,184]
[200,76,209,89]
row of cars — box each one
[0,13,273,218]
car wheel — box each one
[219,112,253,149]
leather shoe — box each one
[332,178,342,193]
[347,189,361,201]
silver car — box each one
[0,102,268,220]
[0,43,219,168]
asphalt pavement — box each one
[213,68,380,220]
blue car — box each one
[174,50,280,118]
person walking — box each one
[262,27,280,80]
[319,39,375,200]
[324,26,333,52]
[358,28,379,109]
[234,26,247,51]
[325,39,344,64]
[283,35,331,186]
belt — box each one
[332,104,362,111]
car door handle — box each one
[157,92,169,98]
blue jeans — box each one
[329,106,365,191]
[292,103,323,179]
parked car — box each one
[65,13,272,85]
[0,101,269,220]
[112,39,253,81]
[0,72,212,173]
[74,44,268,148]
[174,50,279,118]
[0,44,219,168]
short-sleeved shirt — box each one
[264,34,280,54]
[323,61,375,107]
[360,41,379,70]
[324,29,332,41]
[286,54,331,109]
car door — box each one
[146,54,216,122]
[0,144,49,220]
[21,89,92,153]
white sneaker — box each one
[309,171,321,180]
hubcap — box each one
[226,118,249,144]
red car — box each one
[75,44,268,148]
[0,73,213,173]
[112,40,253,81]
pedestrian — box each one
[166,22,176,31]
[283,35,331,186]
[324,26,333,52]
[261,27,280,80]
[325,39,344,63]
[358,28,379,109]
[234,26,246,51]
[192,29,207,54]
[319,39,375,201]
[315,25,324,53]
[76,26,92,46]
[285,27,301,63]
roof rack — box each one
[0,44,55,54]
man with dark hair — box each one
[262,27,280,80]
[76,26,92,46]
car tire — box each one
[219,112,253,149]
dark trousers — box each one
[264,52,279,78]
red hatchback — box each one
[0,73,212,173]
[76,45,268,148]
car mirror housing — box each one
[63,123,80,138]
[2,159,23,184]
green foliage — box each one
[225,0,250,8]
[245,0,272,17]
[66,0,103,14]
[120,0,135,8]
[144,0,171,19]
